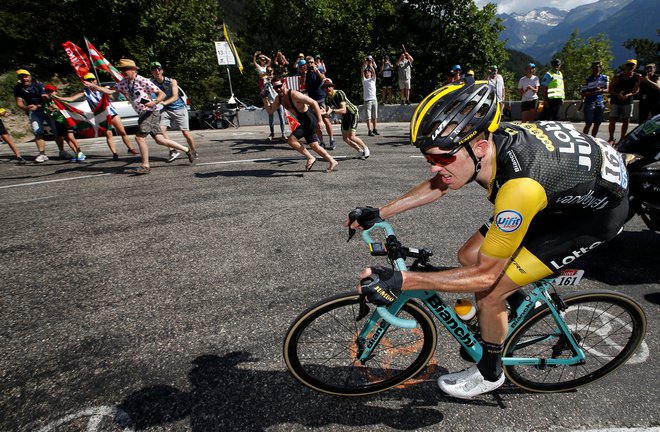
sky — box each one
[475,0,599,14]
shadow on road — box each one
[116,351,457,431]
[577,229,660,286]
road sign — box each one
[215,41,236,66]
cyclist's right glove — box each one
[349,206,383,229]
[360,265,403,306]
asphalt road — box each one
[1,122,658,432]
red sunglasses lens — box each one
[425,153,457,166]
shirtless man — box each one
[263,78,338,173]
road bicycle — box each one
[283,217,647,396]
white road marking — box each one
[0,173,112,190]
[38,405,134,432]
[196,155,352,166]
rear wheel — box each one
[283,292,437,396]
[503,290,646,392]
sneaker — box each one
[280,134,286,142]
[437,365,505,399]
[368,130,374,137]
[405,100,411,105]
[361,146,370,159]
[16,156,27,164]
[77,152,86,161]
[167,150,181,163]
[373,129,380,135]
[35,153,49,163]
[186,148,195,163]
[134,166,151,175]
[193,151,199,160]
[112,153,119,161]
[127,148,139,155]
[59,150,72,160]
[327,139,336,150]
[70,153,78,162]
[320,141,326,149]
[267,133,274,141]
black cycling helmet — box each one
[410,79,501,151]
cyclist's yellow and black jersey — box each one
[325,90,358,115]
[478,121,629,286]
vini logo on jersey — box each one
[495,210,523,232]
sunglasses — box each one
[423,145,464,167]
[151,67,162,71]
[84,78,96,82]
[273,84,284,89]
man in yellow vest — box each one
[540,58,565,121]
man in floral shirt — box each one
[84,59,194,174]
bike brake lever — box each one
[356,294,370,322]
[347,209,362,242]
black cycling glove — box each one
[360,265,403,306]
[349,206,383,229]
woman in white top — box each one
[518,63,540,123]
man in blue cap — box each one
[447,65,462,84]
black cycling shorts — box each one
[341,112,359,133]
[292,115,319,145]
[0,119,7,136]
[479,197,629,286]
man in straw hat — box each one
[84,59,194,174]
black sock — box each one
[477,341,504,382]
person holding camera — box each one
[396,49,414,105]
[380,55,394,103]
[304,56,335,149]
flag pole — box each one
[226,67,234,97]
[84,40,102,83]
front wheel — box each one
[283,292,437,396]
[503,290,646,392]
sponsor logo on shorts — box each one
[550,241,603,269]
[495,210,523,232]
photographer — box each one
[380,54,394,103]
[304,56,335,149]
[396,48,414,105]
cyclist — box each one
[352,79,629,399]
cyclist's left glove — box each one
[360,265,403,306]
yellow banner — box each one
[223,23,244,74]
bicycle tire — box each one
[503,290,646,392]
[283,292,437,396]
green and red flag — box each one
[84,38,124,82]
[52,95,111,138]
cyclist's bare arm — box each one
[397,251,510,294]
[347,174,449,229]
[380,174,449,219]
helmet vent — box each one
[461,101,477,115]
[475,104,490,118]
[444,100,461,114]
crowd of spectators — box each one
[5,50,659,166]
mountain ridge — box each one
[497,0,657,66]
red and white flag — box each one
[62,41,92,79]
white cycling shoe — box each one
[437,364,505,399]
